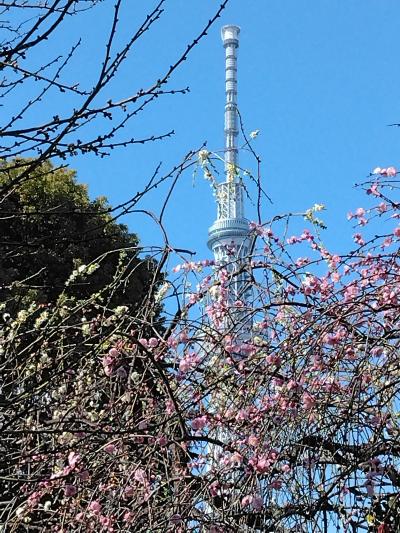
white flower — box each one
[209,285,220,300]
[313,203,325,212]
[87,263,99,275]
[198,149,209,165]
[34,311,49,329]
[43,501,51,512]
[17,310,29,323]
[249,129,260,139]
[15,505,26,517]
[114,305,128,316]
[155,282,170,303]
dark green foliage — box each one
[0,159,158,313]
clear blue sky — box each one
[47,0,400,263]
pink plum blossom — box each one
[148,337,158,348]
[123,511,134,524]
[191,415,207,431]
[302,392,316,410]
[89,501,102,514]
[64,484,77,497]
[134,468,147,485]
[104,442,116,454]
[68,452,81,469]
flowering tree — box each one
[1,3,400,532]
[2,152,400,532]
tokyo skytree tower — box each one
[207,25,251,307]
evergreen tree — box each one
[0,159,159,314]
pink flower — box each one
[179,352,200,373]
[394,226,400,237]
[191,415,207,431]
[344,283,359,302]
[64,484,77,497]
[287,379,299,391]
[148,337,158,348]
[229,452,243,466]
[165,399,175,415]
[104,443,116,454]
[123,486,134,499]
[27,491,41,507]
[353,233,365,245]
[68,452,81,469]
[157,435,168,446]
[102,355,114,367]
[79,470,90,481]
[89,501,102,514]
[249,221,264,235]
[99,515,113,528]
[188,293,200,304]
[103,364,113,377]
[302,392,316,410]
[251,495,264,511]
[248,435,259,447]
[323,332,340,346]
[167,336,178,348]
[387,166,397,177]
[268,479,282,490]
[134,468,147,485]
[179,359,191,373]
[265,354,281,366]
[179,331,188,343]
[123,511,134,524]
[367,183,380,196]
[241,495,252,507]
[255,457,269,473]
[170,514,182,524]
[209,481,220,497]
[108,348,120,358]
[236,408,250,421]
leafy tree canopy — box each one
[0,159,158,313]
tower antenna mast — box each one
[222,25,240,180]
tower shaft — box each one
[207,25,249,269]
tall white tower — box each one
[204,26,252,503]
[207,25,250,299]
